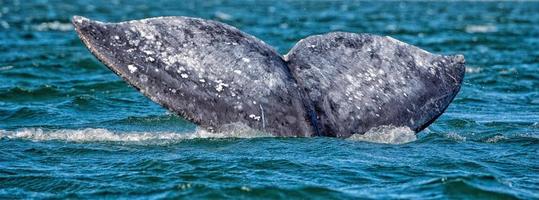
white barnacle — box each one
[142,50,154,55]
[241,57,250,63]
[176,66,187,74]
[180,73,189,78]
[429,67,436,75]
[249,114,261,121]
[233,70,242,75]
[215,82,229,92]
[129,39,140,46]
[113,35,120,40]
[75,17,84,24]
[127,64,137,73]
[199,79,206,83]
[234,104,243,110]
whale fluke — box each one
[286,32,465,137]
[72,16,465,137]
[71,16,318,136]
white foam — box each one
[347,125,416,144]
[0,126,272,143]
[0,65,13,71]
[33,21,73,32]
[215,11,233,21]
[465,66,482,73]
[465,24,497,33]
[444,132,466,141]
[485,135,507,143]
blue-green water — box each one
[1,0,538,199]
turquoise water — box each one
[1,0,538,199]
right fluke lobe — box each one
[286,32,465,137]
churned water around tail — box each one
[1,1,538,199]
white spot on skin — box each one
[242,57,250,63]
[249,114,261,121]
[113,35,120,40]
[233,70,242,75]
[199,79,206,83]
[127,64,137,73]
[234,104,243,110]
[129,39,140,46]
[181,74,188,78]
[215,82,229,92]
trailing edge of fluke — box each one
[72,15,465,137]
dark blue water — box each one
[1,1,538,199]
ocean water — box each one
[1,0,538,199]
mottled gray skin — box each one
[72,16,317,136]
[286,32,465,137]
[73,16,464,138]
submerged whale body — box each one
[72,16,465,137]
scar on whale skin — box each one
[72,16,465,138]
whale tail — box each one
[72,16,464,137]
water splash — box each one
[0,126,272,143]
[347,125,416,144]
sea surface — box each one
[1,0,538,199]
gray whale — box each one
[72,16,465,137]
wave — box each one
[416,175,523,199]
[419,131,539,144]
[0,125,272,143]
[0,86,63,102]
